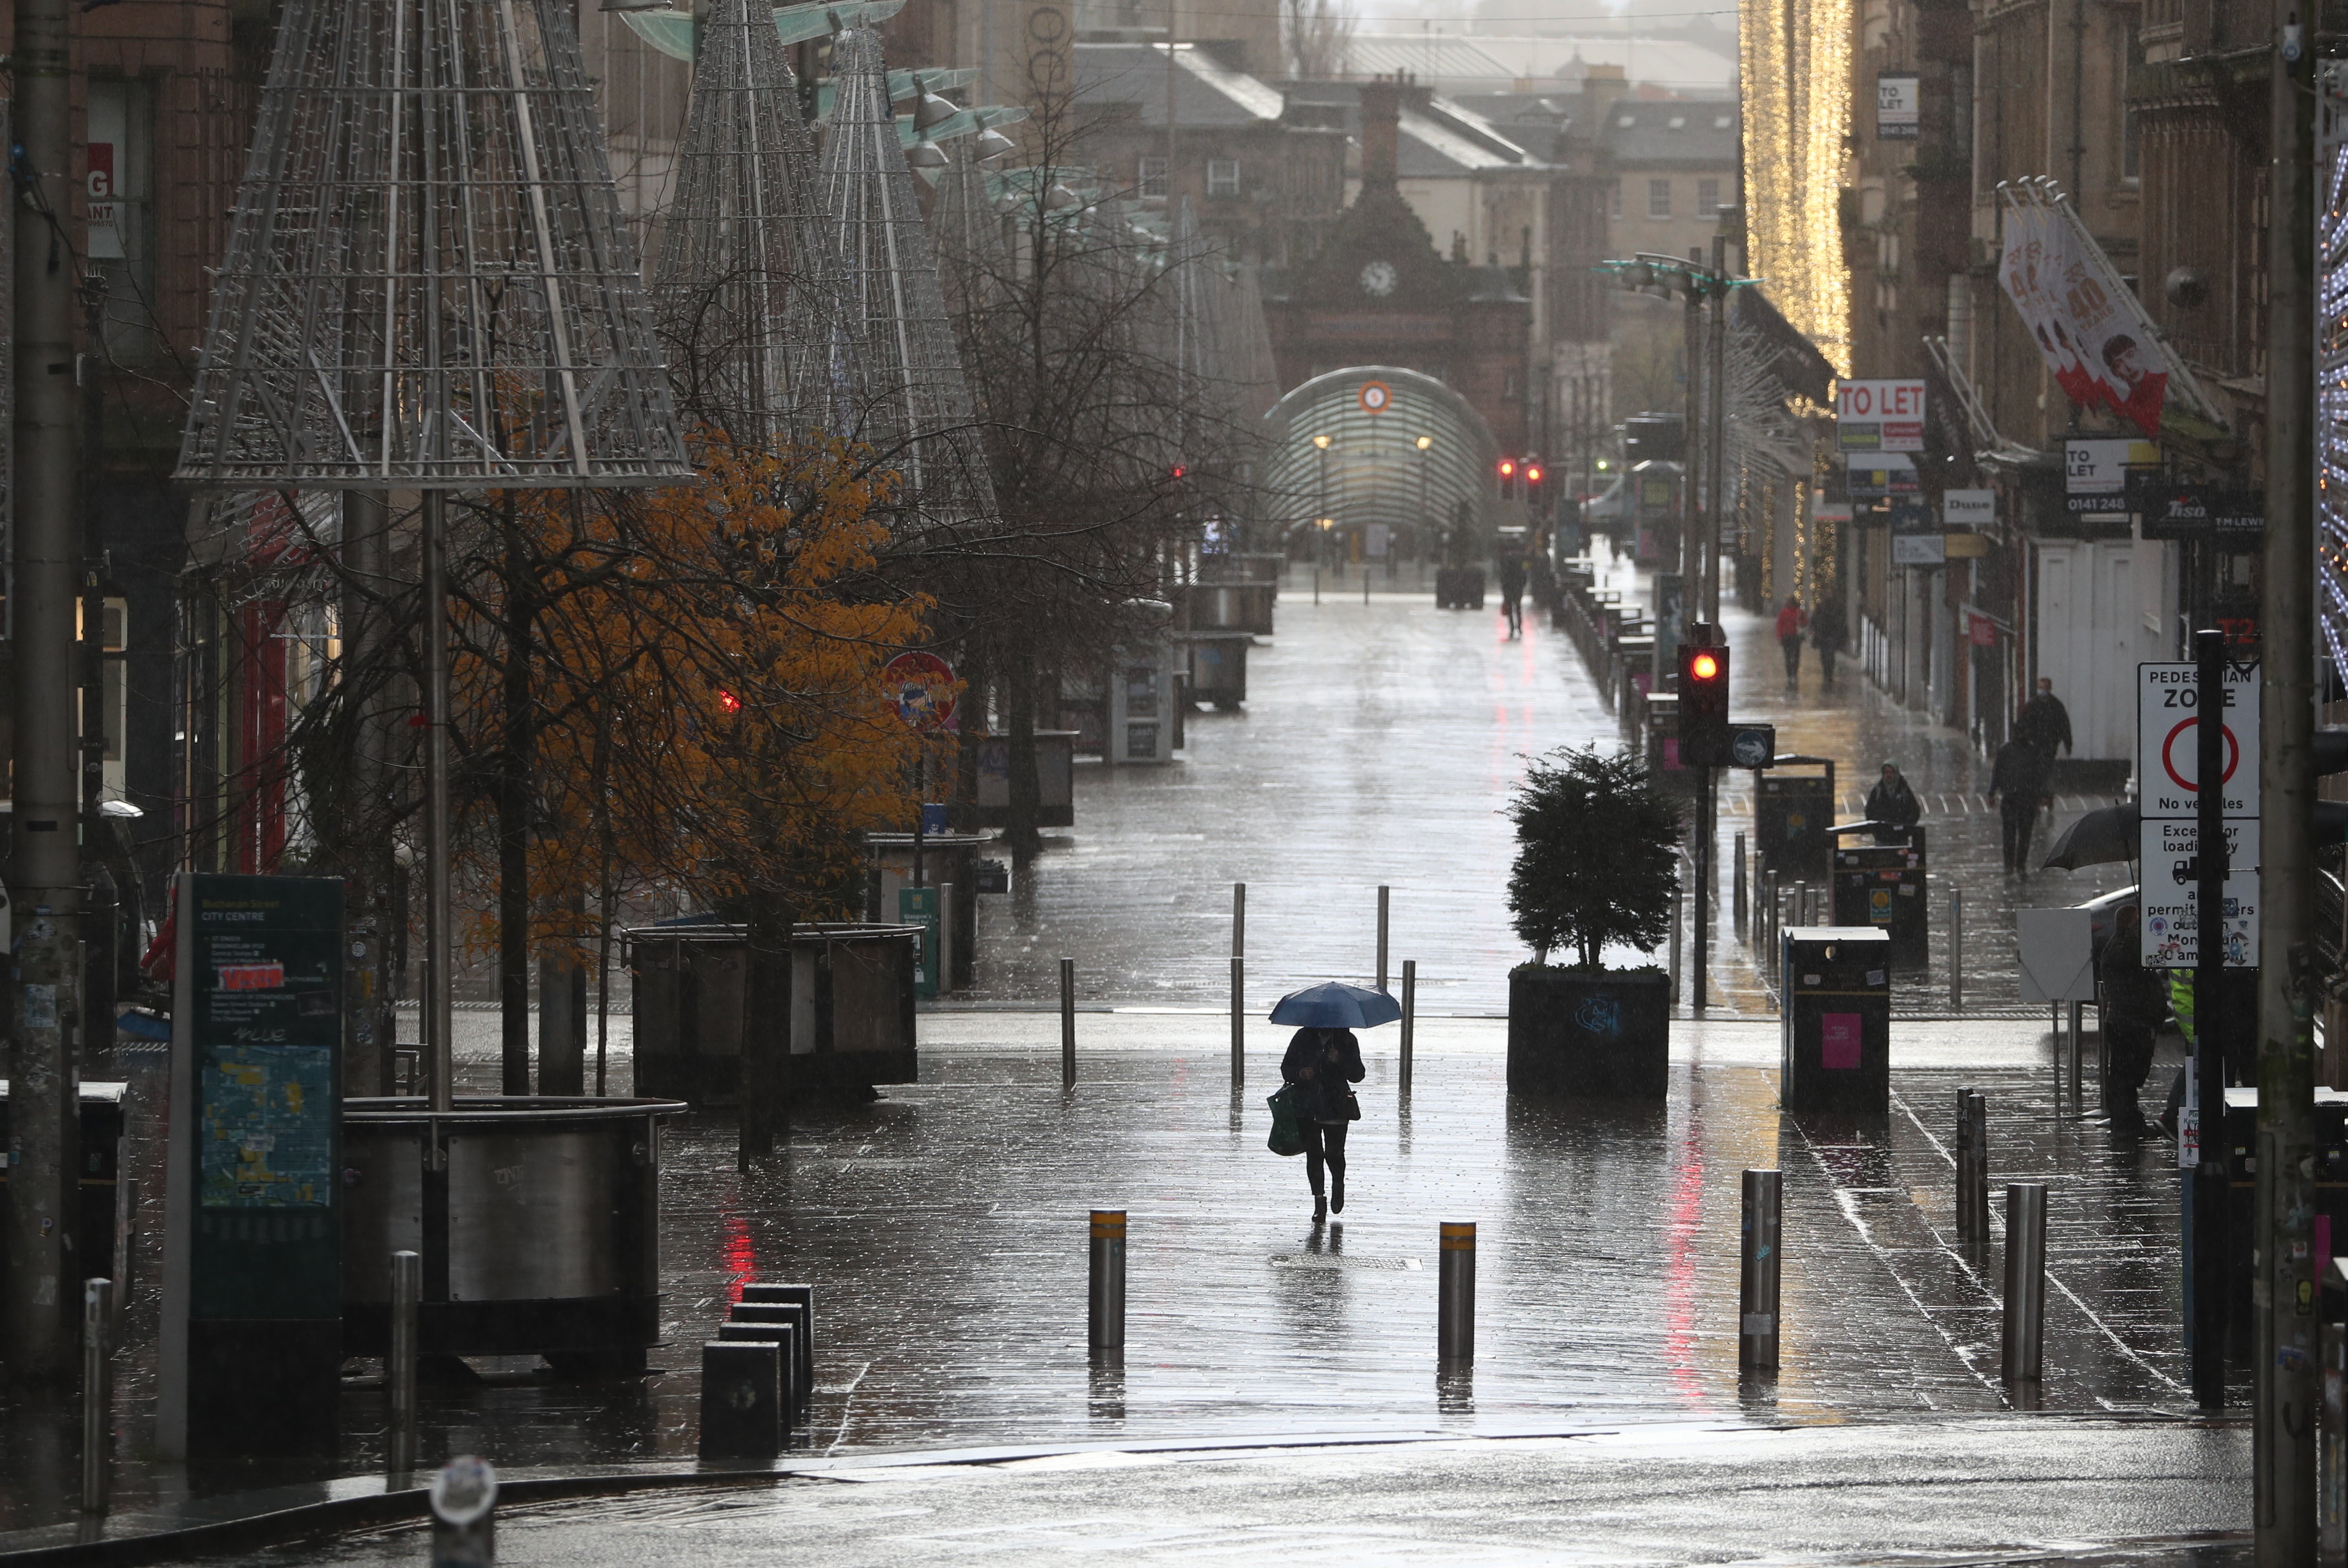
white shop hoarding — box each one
[2136,818,2259,968]
[2136,662,2259,819]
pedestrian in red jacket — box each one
[1775,596,1808,692]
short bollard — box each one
[429,1456,498,1567]
[1733,833,1748,939]
[390,1249,421,1475]
[1954,1090,1979,1245]
[731,1294,811,1406]
[699,1340,783,1461]
[2322,1319,2346,1564]
[1060,958,1077,1087]
[1960,1092,1990,1243]
[1738,1172,1781,1371]
[1399,959,1417,1095]
[1377,884,1391,991]
[1668,882,1684,1004]
[1232,884,1246,1088]
[715,1321,798,1420]
[1089,1210,1126,1353]
[1438,1222,1475,1367]
[80,1277,111,1514]
[2001,1183,2048,1386]
[1950,888,1965,1012]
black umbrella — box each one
[2040,800,2138,871]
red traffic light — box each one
[1497,458,1516,478]
[717,688,743,714]
[1690,650,1720,682]
[1525,462,1544,485]
[1170,463,1187,479]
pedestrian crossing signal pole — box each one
[1679,636,1730,1013]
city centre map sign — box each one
[159,875,346,1459]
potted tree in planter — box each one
[1505,743,1681,1098]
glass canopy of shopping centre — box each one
[1261,366,1500,549]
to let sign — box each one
[1836,379,1926,452]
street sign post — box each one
[881,652,958,890]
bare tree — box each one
[1283,0,1357,80]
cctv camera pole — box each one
[5,0,86,1387]
[2253,0,2319,1546]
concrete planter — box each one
[1506,966,1670,1100]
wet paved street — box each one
[963,545,2132,1017]
[259,1418,2252,1568]
[0,549,2204,1562]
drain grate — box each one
[1268,1253,1421,1272]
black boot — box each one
[1312,1192,1327,1225]
[1331,1171,1345,1214]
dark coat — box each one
[1990,739,2052,801]
[2098,916,2168,1030]
[1281,1028,1365,1124]
[1810,601,1848,654]
[1865,775,1922,830]
[2016,693,2073,756]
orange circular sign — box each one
[1358,380,1392,414]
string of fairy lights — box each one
[1738,0,1852,377]
[2320,66,2348,676]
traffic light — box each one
[1677,641,1730,767]
[1523,457,1546,517]
[1496,456,1519,498]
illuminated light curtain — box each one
[1740,0,1853,375]
[2320,74,2348,673]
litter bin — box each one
[1831,827,1929,967]
[867,831,989,987]
[626,922,920,1103]
[0,1080,127,1317]
[1183,632,1251,708]
[1779,927,1892,1113]
[1757,760,1837,881]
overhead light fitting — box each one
[974,126,1017,161]
[905,138,949,169]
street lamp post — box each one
[1313,432,1334,581]
[1416,434,1433,583]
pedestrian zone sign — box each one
[2136,660,2259,968]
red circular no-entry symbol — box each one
[2159,715,2238,793]
[882,651,958,732]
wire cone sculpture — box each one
[820,25,996,526]
[656,0,853,446]
[176,0,689,489]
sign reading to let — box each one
[1835,379,1926,452]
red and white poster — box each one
[1997,186,2173,438]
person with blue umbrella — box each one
[1271,981,1399,1224]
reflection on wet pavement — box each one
[961,552,2131,1019]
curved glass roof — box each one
[1260,367,1500,542]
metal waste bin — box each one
[627,922,920,1103]
[1779,927,1892,1113]
[1831,828,1929,967]
[0,1081,127,1321]
[1758,761,1837,881]
[1183,632,1251,708]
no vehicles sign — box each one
[2136,662,2258,819]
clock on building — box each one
[1359,259,1398,297]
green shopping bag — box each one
[1266,1084,1305,1157]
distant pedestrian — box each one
[1811,594,1848,689]
[1281,1026,1365,1224]
[1864,759,1922,845]
[2097,903,2164,1136]
[2015,677,2074,758]
[1498,550,1528,638]
[1775,596,1807,691]
[1989,735,2053,875]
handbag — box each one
[1334,1087,1362,1122]
[1266,1084,1305,1157]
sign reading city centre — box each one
[2135,662,2258,968]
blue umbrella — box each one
[1269,981,1402,1029]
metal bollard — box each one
[698,1339,783,1460]
[1377,884,1390,992]
[1950,888,1964,1012]
[1954,1090,1979,1244]
[1438,1222,1475,1366]
[2068,1000,2084,1113]
[429,1456,498,1567]
[80,1277,110,1514]
[1089,1210,1126,1353]
[2323,1319,2346,1565]
[1739,1171,1781,1370]
[390,1249,421,1475]
[1668,880,1683,1005]
[714,1321,798,1422]
[1231,883,1246,1087]
[1733,833,1747,940]
[2000,1182,2048,1385]
[1400,959,1417,1096]
[1060,957,1076,1088]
